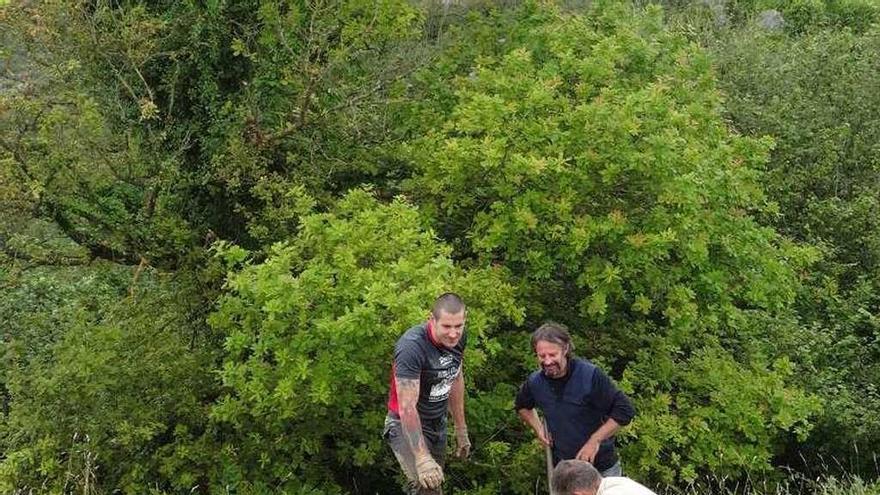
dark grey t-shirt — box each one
[393,322,466,421]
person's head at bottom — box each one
[551,459,602,495]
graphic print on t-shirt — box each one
[388,323,466,420]
[427,365,459,402]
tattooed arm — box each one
[396,377,430,457]
[397,376,444,489]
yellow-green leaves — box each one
[210,189,522,489]
[403,2,814,484]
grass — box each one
[661,470,880,495]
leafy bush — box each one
[402,2,820,483]
[4,0,877,491]
[0,0,426,265]
[714,25,880,474]
[0,270,217,494]
[209,189,523,492]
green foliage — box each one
[816,477,880,495]
[0,267,218,494]
[187,0,426,243]
[402,2,820,483]
[715,27,880,280]
[407,2,801,316]
[672,471,880,495]
[18,3,209,259]
[3,0,879,491]
[208,189,523,491]
[0,0,427,264]
[713,24,880,474]
[627,343,821,482]
[748,0,880,32]
[652,0,880,34]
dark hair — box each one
[551,460,602,495]
[432,292,465,319]
[531,321,574,357]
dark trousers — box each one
[383,414,447,495]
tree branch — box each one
[48,204,142,265]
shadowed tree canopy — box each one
[1,0,879,493]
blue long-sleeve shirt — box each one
[515,357,635,470]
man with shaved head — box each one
[384,293,470,494]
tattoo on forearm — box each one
[404,419,425,451]
[397,378,428,455]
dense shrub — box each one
[208,189,523,492]
[3,0,878,491]
[401,1,820,484]
[714,25,880,474]
[0,270,218,494]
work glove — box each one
[415,454,444,489]
[454,426,471,459]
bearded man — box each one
[515,322,635,476]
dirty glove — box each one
[415,454,444,489]
[454,426,471,459]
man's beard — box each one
[542,363,562,377]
